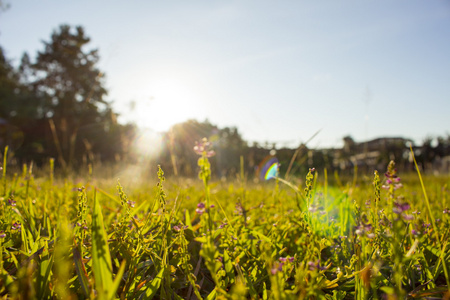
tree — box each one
[0,47,20,118]
[22,25,114,169]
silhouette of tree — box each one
[0,47,19,118]
[20,25,115,169]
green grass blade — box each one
[91,190,114,298]
[143,267,165,300]
[107,260,126,300]
[73,245,91,297]
[410,146,450,290]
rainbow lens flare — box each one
[258,156,279,180]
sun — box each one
[135,77,201,132]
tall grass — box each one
[0,145,449,299]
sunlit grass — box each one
[0,145,449,299]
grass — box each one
[0,145,449,299]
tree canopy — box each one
[1,25,134,170]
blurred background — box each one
[0,1,449,178]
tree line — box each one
[0,25,136,172]
[1,24,449,178]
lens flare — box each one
[258,156,279,180]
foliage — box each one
[0,25,135,169]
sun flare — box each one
[135,77,201,132]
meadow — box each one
[0,143,449,300]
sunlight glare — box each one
[137,77,200,132]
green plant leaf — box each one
[91,191,114,299]
[143,267,165,300]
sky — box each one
[1,1,450,149]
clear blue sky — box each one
[1,1,449,148]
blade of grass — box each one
[107,260,126,300]
[91,189,114,299]
[410,146,450,290]
[73,245,91,298]
[143,267,164,300]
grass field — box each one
[0,145,449,299]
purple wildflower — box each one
[219,222,228,229]
[194,138,215,157]
[393,202,410,214]
[8,198,16,207]
[271,262,283,275]
[411,229,420,236]
[279,257,295,263]
[11,222,21,230]
[308,260,326,271]
[394,183,403,190]
[403,214,414,221]
[196,203,206,215]
[173,225,181,231]
[0,231,5,238]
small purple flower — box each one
[271,262,283,275]
[11,222,21,230]
[414,264,422,274]
[210,204,215,208]
[127,200,135,208]
[8,198,16,207]
[443,208,450,214]
[308,260,326,271]
[411,229,420,236]
[173,225,181,231]
[403,214,414,221]
[394,183,403,190]
[219,222,228,229]
[194,138,215,157]
[196,202,206,215]
[393,202,410,214]
[0,231,5,238]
